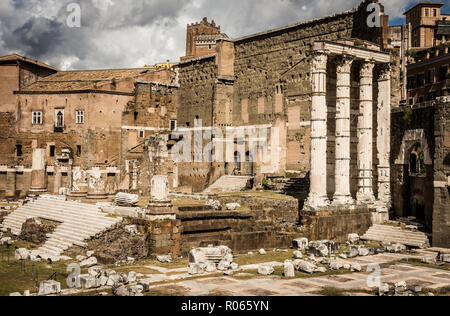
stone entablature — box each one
[305,40,391,222]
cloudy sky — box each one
[0,0,447,70]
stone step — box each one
[363,229,429,239]
[364,230,430,240]
[22,202,111,217]
[1,197,122,257]
[361,224,430,248]
[204,176,253,193]
[17,206,117,226]
[38,247,61,257]
[362,234,428,244]
[45,234,87,248]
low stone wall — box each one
[217,195,300,228]
[301,206,372,242]
[177,195,302,254]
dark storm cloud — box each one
[0,0,412,70]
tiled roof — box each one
[0,54,58,71]
[21,68,161,92]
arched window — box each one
[409,143,425,175]
[56,111,64,128]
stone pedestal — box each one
[147,175,174,219]
[29,149,47,194]
[86,168,107,200]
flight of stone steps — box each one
[204,176,253,194]
[361,224,430,249]
[0,196,122,258]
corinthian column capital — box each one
[378,63,391,81]
[360,61,375,78]
[312,51,328,71]
[336,55,354,74]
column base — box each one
[28,188,47,197]
[371,202,390,224]
[356,192,376,205]
[305,193,330,209]
[86,193,108,201]
[69,191,88,199]
[332,195,355,206]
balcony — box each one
[54,125,65,133]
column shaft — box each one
[30,149,47,193]
[306,52,329,208]
[357,61,376,203]
[333,56,354,205]
[377,65,392,207]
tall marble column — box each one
[306,51,329,208]
[357,61,376,203]
[333,56,354,205]
[29,149,47,193]
[376,64,392,210]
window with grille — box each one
[76,110,85,124]
[32,111,43,125]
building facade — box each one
[405,2,450,48]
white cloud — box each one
[0,0,413,70]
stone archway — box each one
[394,129,433,231]
[395,129,432,166]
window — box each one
[76,145,82,157]
[428,91,437,101]
[138,130,145,138]
[418,96,425,103]
[16,145,22,157]
[170,120,177,131]
[417,73,425,87]
[134,112,138,121]
[408,98,414,106]
[428,68,435,84]
[407,76,415,89]
[76,110,85,124]
[439,65,448,81]
[32,111,43,125]
[55,110,64,128]
[50,146,56,157]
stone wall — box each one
[178,195,301,253]
[432,99,450,248]
[301,207,372,242]
[391,99,450,247]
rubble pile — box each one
[188,245,238,275]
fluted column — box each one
[333,56,354,205]
[357,61,376,204]
[306,51,329,208]
[377,64,392,209]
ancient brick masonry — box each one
[176,1,396,194]
[391,97,450,248]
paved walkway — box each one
[145,251,450,296]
